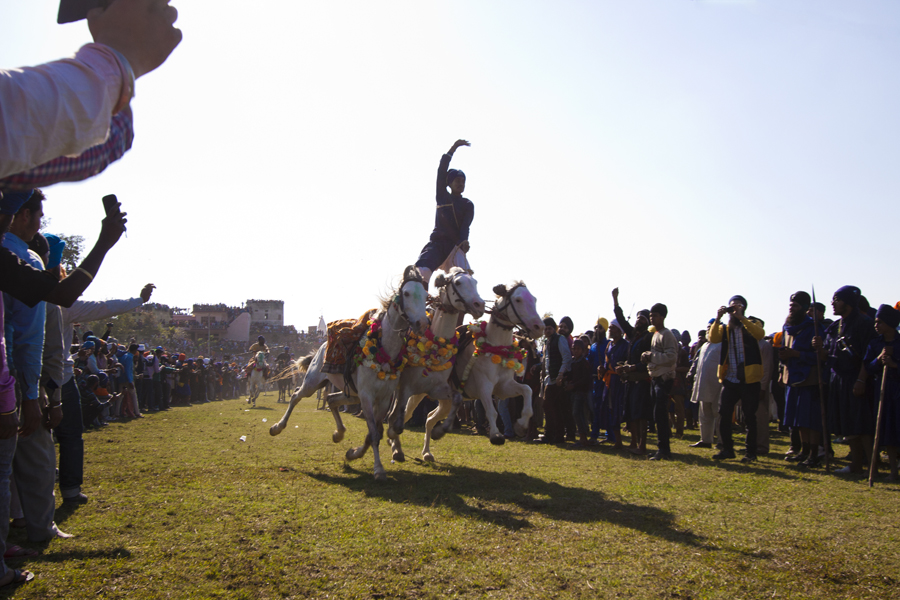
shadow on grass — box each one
[34,547,133,563]
[305,464,707,549]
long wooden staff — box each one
[812,286,830,471]
[868,363,888,487]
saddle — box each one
[322,308,377,375]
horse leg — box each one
[431,390,463,441]
[269,371,325,436]
[473,383,505,445]
[386,391,403,440]
[403,393,426,425]
[369,399,393,481]
[326,391,353,443]
[347,391,376,463]
[390,435,405,463]
[422,397,453,462]
[498,380,533,438]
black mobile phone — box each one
[58,0,110,24]
[102,194,120,217]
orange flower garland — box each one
[467,321,526,375]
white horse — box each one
[386,268,485,463]
[269,266,429,481]
[454,282,543,445]
[247,351,267,406]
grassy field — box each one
[5,391,899,600]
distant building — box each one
[245,299,284,327]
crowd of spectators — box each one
[0,1,182,587]
[467,287,900,481]
[69,332,269,421]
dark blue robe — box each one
[824,309,875,436]
[781,316,822,431]
[416,153,474,271]
[599,338,629,436]
[864,334,900,447]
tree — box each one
[57,233,85,272]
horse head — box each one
[434,267,485,320]
[491,282,543,338]
[394,265,429,335]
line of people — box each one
[480,286,899,480]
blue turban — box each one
[833,286,861,309]
[728,295,748,309]
[82,341,96,350]
[790,291,811,311]
[446,169,466,185]
[876,304,900,329]
[650,303,668,318]
[43,233,66,269]
[0,190,34,215]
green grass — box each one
[6,392,900,599]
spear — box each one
[869,363,888,487]
[812,286,830,471]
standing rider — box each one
[415,139,474,289]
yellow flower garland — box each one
[406,330,459,375]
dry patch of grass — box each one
[5,392,900,599]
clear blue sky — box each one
[4,1,898,337]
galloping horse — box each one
[247,351,268,406]
[454,282,543,445]
[269,266,429,481]
[386,268,485,463]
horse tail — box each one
[297,354,314,373]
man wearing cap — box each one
[708,295,766,462]
[641,303,678,460]
[779,292,824,466]
[415,139,474,288]
[814,285,875,474]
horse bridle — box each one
[435,271,478,316]
[486,283,530,335]
[390,276,425,333]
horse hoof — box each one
[431,428,446,441]
[346,448,358,461]
[489,434,506,446]
[269,424,282,436]
[423,453,435,463]
[374,471,387,482]
[392,450,405,463]
[332,430,345,444]
[514,423,527,438]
